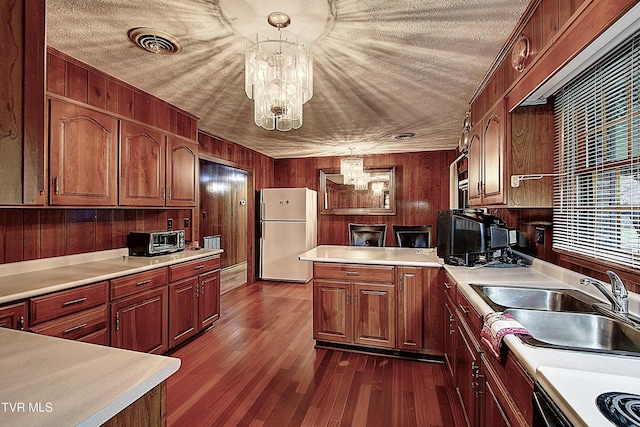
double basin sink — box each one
[470,284,640,357]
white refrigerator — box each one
[259,187,317,282]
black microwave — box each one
[437,209,512,265]
[127,230,185,256]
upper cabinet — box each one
[468,99,553,208]
[49,99,118,206]
[119,121,166,207]
[166,136,198,207]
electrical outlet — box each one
[167,218,173,230]
[535,227,545,245]
[184,218,190,228]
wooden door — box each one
[443,297,457,380]
[49,99,118,206]
[313,280,352,343]
[467,131,483,205]
[0,301,27,330]
[169,277,198,348]
[353,282,395,349]
[456,322,480,427]
[111,287,168,354]
[119,121,165,206]
[166,136,197,207]
[397,267,423,350]
[198,269,220,329]
[482,101,506,205]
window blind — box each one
[553,30,640,269]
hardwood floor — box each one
[166,281,455,427]
[220,262,248,295]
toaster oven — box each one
[127,230,185,256]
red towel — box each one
[480,312,531,360]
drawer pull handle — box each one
[136,280,151,286]
[344,271,359,276]
[459,305,469,314]
[194,265,205,270]
[444,282,451,290]
[63,323,87,334]
[63,297,87,306]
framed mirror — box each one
[320,167,396,215]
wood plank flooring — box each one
[166,281,455,427]
[220,262,248,295]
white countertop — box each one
[299,245,443,267]
[444,260,640,426]
[0,248,223,304]
[0,328,180,426]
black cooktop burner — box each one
[597,392,640,427]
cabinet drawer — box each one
[30,305,108,341]
[110,268,168,300]
[314,263,395,283]
[169,256,220,282]
[30,281,108,325]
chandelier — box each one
[340,149,369,190]
[245,12,313,131]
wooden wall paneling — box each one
[540,0,559,48]
[156,102,171,131]
[66,210,97,255]
[0,210,24,263]
[119,86,135,119]
[47,53,65,96]
[106,79,119,114]
[87,73,108,110]
[23,209,41,261]
[40,210,66,259]
[134,92,154,124]
[96,209,114,251]
[65,61,88,103]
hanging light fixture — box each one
[245,12,313,131]
[340,148,365,186]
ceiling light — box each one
[340,148,367,187]
[245,12,313,131]
[393,133,416,140]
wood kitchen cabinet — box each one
[442,279,457,380]
[166,136,198,207]
[119,121,166,206]
[313,263,395,349]
[0,301,28,330]
[168,256,221,348]
[468,99,554,208]
[110,269,169,354]
[397,266,423,351]
[29,281,109,344]
[49,99,118,206]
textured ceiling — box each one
[46,0,529,159]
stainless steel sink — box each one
[505,309,640,357]
[470,284,599,312]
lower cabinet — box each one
[397,266,423,350]
[442,272,534,427]
[168,256,221,348]
[0,301,28,330]
[111,286,169,354]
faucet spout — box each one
[580,271,629,315]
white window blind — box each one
[553,30,640,269]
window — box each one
[554,31,640,269]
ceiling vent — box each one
[127,27,183,55]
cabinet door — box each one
[313,279,352,343]
[456,322,481,427]
[467,130,483,204]
[169,277,198,348]
[482,104,506,205]
[354,282,395,349]
[49,99,118,206]
[198,269,220,329]
[119,121,165,206]
[166,136,197,207]
[397,267,423,350]
[0,301,27,330]
[112,287,168,354]
[443,296,456,380]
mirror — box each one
[320,167,396,215]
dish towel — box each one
[480,312,531,360]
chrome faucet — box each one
[580,271,629,315]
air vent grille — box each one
[128,27,183,55]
